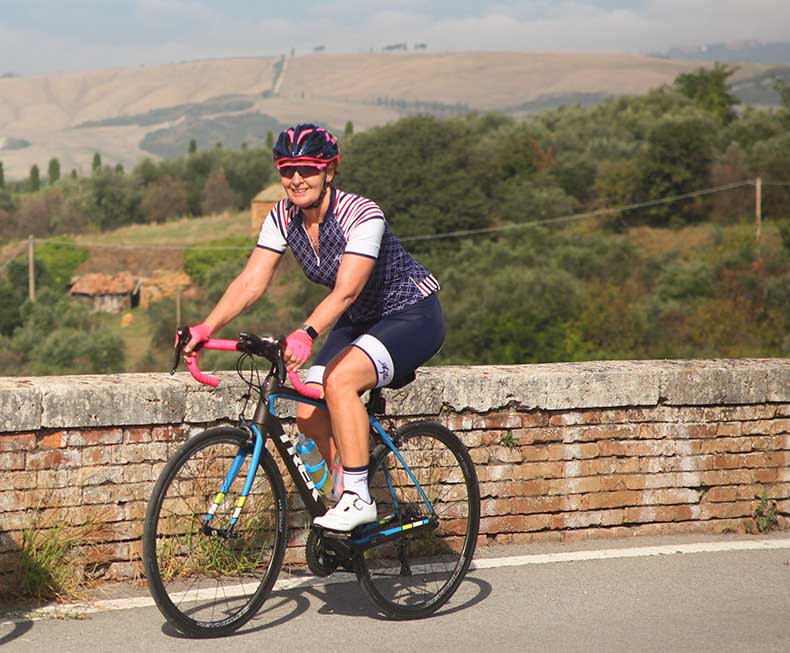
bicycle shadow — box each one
[0,618,34,647]
[160,572,492,638]
[309,574,493,621]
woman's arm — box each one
[304,253,376,335]
[185,247,282,352]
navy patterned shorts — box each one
[304,294,445,388]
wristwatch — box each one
[301,324,318,341]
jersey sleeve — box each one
[256,204,288,254]
[343,199,386,259]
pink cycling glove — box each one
[185,322,212,354]
[285,329,313,366]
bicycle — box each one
[142,327,481,637]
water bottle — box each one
[295,434,333,495]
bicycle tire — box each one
[354,421,480,619]
[143,427,288,637]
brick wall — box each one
[0,359,788,586]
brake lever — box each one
[171,326,191,374]
[274,336,288,383]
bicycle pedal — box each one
[314,524,353,542]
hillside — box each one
[0,51,783,179]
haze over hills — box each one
[0,50,787,180]
[652,40,790,65]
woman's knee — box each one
[324,363,375,403]
[323,367,353,402]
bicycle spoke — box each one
[355,422,480,619]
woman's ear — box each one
[326,162,337,183]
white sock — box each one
[342,465,371,503]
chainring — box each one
[306,527,341,577]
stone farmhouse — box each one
[250,183,286,235]
[69,270,194,313]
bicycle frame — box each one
[203,368,437,546]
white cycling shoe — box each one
[314,491,377,532]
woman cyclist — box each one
[183,123,444,532]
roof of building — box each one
[69,272,140,296]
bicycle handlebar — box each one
[171,327,323,399]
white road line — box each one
[469,538,790,570]
[4,538,789,624]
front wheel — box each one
[354,421,480,619]
[143,427,288,637]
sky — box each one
[0,1,789,76]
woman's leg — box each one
[313,346,378,530]
[297,318,356,464]
[322,346,378,468]
[295,389,336,465]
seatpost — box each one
[366,388,386,415]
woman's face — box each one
[279,164,335,208]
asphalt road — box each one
[2,534,789,653]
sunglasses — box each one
[279,165,323,179]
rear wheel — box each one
[354,421,480,619]
[143,427,287,637]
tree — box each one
[188,139,197,154]
[673,63,739,125]
[266,130,274,149]
[88,170,142,230]
[13,194,49,236]
[29,164,40,192]
[344,121,354,138]
[0,161,4,188]
[200,168,240,215]
[92,152,102,174]
[340,115,491,243]
[141,175,188,223]
[773,79,790,110]
[48,158,61,184]
[636,114,716,225]
[115,163,125,175]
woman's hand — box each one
[284,329,313,370]
[182,322,212,362]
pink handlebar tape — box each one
[183,336,322,399]
[288,370,323,399]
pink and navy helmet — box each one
[272,124,340,169]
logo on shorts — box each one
[378,360,390,378]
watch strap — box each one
[301,324,318,341]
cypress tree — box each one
[344,120,354,138]
[0,161,4,188]
[48,157,61,183]
[266,130,274,149]
[29,164,40,191]
[188,139,197,154]
[92,152,102,174]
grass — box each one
[753,489,779,534]
[74,210,252,248]
[501,430,518,450]
[12,508,112,603]
[92,310,158,372]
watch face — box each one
[302,324,318,340]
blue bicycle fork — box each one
[203,424,264,530]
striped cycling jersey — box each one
[257,187,440,323]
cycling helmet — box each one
[272,123,340,169]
